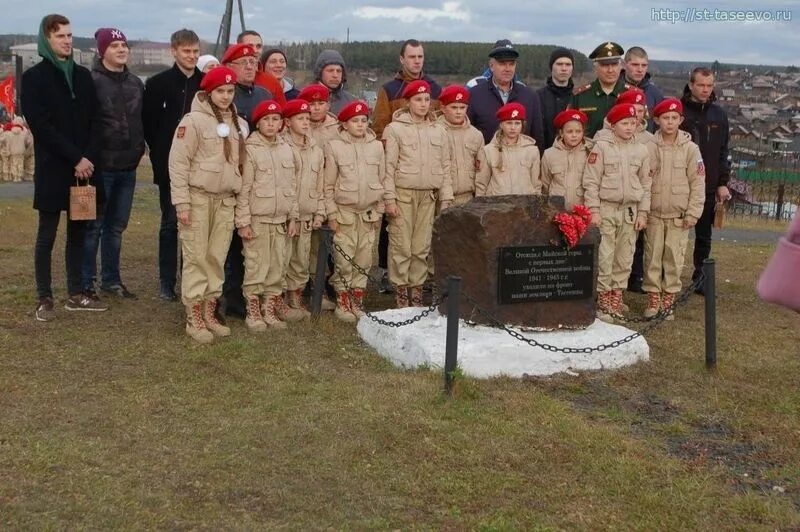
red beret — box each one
[199,66,237,92]
[554,109,588,130]
[298,84,330,103]
[496,102,526,122]
[402,80,431,99]
[252,100,283,124]
[616,88,647,107]
[337,100,370,122]
[652,98,684,117]
[283,99,311,118]
[606,103,637,124]
[221,43,257,65]
[439,85,469,106]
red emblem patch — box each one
[588,152,598,164]
[474,157,481,171]
[177,126,186,139]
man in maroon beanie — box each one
[82,27,144,300]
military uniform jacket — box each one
[310,112,340,150]
[582,128,652,214]
[4,128,28,155]
[437,115,485,197]
[646,130,706,222]
[283,132,326,221]
[323,128,387,222]
[541,137,594,209]
[476,132,541,196]
[571,78,630,137]
[168,93,246,212]
[236,132,300,227]
[383,108,454,201]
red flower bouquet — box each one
[553,205,593,248]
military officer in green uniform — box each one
[570,41,631,137]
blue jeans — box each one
[82,170,136,290]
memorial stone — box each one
[432,195,600,330]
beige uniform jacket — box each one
[323,127,387,222]
[475,132,541,196]
[283,132,326,221]
[309,113,340,150]
[5,128,28,155]
[541,137,594,209]
[437,115,485,197]
[235,132,300,228]
[382,108,453,202]
[596,118,654,145]
[582,128,652,215]
[169,94,246,212]
[646,130,706,222]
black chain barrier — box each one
[459,273,705,354]
[325,230,706,352]
[328,238,443,328]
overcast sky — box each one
[2,0,798,65]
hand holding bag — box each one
[757,214,800,312]
[69,178,96,221]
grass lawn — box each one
[1,167,799,529]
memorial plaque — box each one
[497,245,594,304]
[433,195,600,330]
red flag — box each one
[0,76,15,117]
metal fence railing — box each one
[729,145,800,221]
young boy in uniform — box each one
[582,103,651,322]
[236,100,301,331]
[5,123,28,182]
[643,98,705,319]
[616,88,653,144]
[541,109,592,210]
[437,85,485,206]
[282,99,326,320]
[383,79,453,308]
[324,101,387,321]
[298,83,338,311]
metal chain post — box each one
[329,238,443,328]
[460,274,705,354]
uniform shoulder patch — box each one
[588,152,598,164]
[176,126,186,139]
[572,84,592,96]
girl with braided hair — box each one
[475,102,541,197]
[169,66,247,343]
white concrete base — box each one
[357,308,649,378]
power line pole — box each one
[215,0,234,57]
[216,0,247,57]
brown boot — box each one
[410,286,424,307]
[349,288,366,319]
[245,295,267,332]
[203,299,231,337]
[262,295,288,329]
[186,302,214,344]
[285,289,311,321]
[394,285,409,309]
[610,289,626,317]
[596,291,615,324]
[661,292,675,321]
[334,291,357,322]
[643,292,661,318]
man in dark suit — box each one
[142,29,203,301]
